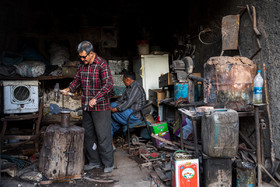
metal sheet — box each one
[221,14,240,51]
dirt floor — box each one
[1,135,170,187]
[1,148,159,187]
[1,132,279,187]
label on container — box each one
[254,87,262,94]
[178,162,198,186]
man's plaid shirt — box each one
[69,55,113,111]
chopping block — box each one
[38,124,84,179]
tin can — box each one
[171,150,199,187]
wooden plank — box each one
[151,133,177,147]
[239,131,256,150]
[150,170,164,186]
[1,167,17,177]
[4,135,32,140]
[153,163,169,182]
[1,114,39,121]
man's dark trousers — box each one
[82,110,114,167]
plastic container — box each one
[202,109,239,158]
[253,70,263,104]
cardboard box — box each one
[150,122,169,134]
[150,122,171,147]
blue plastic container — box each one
[174,83,188,101]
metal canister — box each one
[174,83,189,101]
[171,150,199,187]
[61,110,71,128]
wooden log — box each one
[38,124,84,179]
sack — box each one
[14,61,46,77]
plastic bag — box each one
[174,116,194,140]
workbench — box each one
[159,99,264,157]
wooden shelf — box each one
[0,75,74,81]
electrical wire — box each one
[198,28,221,45]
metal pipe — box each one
[263,63,276,169]
[254,105,262,186]
[192,120,199,157]
[187,74,205,82]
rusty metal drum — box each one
[204,56,257,111]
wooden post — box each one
[39,124,84,179]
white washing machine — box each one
[1,80,39,114]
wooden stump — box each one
[39,124,84,179]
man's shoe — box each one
[104,166,114,173]
[84,163,101,171]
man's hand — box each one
[61,88,70,95]
[89,98,97,108]
[111,107,118,113]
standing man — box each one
[62,41,114,173]
[110,71,146,138]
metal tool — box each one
[244,5,262,59]
[59,89,74,96]
[170,56,194,82]
[50,98,105,115]
[74,97,105,111]
[54,83,60,102]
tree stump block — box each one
[39,124,84,179]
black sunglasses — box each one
[78,53,89,59]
